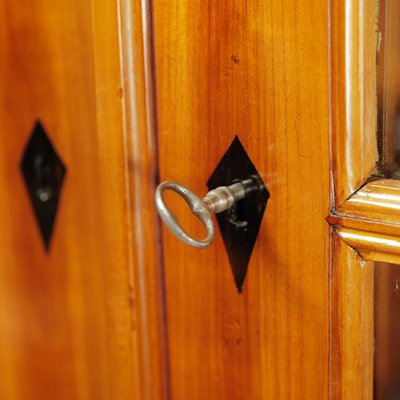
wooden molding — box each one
[328,179,400,263]
[337,227,400,264]
[330,230,374,399]
[330,0,378,207]
[336,179,400,222]
[328,179,400,396]
[118,0,170,398]
[329,0,378,398]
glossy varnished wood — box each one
[329,180,400,264]
[0,0,140,398]
[331,231,374,399]
[328,0,400,391]
[119,0,169,398]
[0,0,394,398]
[336,179,400,220]
[153,1,330,398]
[330,0,377,206]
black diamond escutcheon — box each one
[20,120,66,251]
[207,136,269,293]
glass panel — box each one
[377,0,400,177]
[374,262,400,399]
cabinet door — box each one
[133,0,392,399]
[0,1,141,399]
[1,0,391,399]
[131,0,331,398]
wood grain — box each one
[330,0,377,206]
[336,179,400,220]
[0,0,139,398]
[330,230,374,399]
[327,3,380,397]
[119,0,170,398]
[338,227,400,264]
[328,180,400,263]
[153,0,330,398]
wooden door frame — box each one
[328,0,400,397]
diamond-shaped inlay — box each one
[207,136,269,292]
[20,120,66,250]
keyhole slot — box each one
[34,154,53,202]
[227,196,248,228]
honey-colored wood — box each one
[328,180,400,263]
[327,2,383,398]
[331,230,374,399]
[328,4,400,397]
[119,0,170,398]
[338,228,400,264]
[0,0,396,398]
[153,1,330,398]
[330,0,377,206]
[0,0,141,398]
[329,0,400,388]
[336,179,400,221]
[327,4,385,390]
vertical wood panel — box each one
[330,0,377,206]
[331,230,374,399]
[328,2,379,397]
[119,0,170,398]
[153,0,330,398]
[0,0,139,398]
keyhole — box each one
[227,198,248,228]
[34,154,53,202]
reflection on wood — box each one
[330,0,377,206]
[329,180,400,396]
[329,180,400,263]
[0,0,140,398]
[119,0,170,397]
[328,1,378,397]
[153,0,331,398]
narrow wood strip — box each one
[337,179,400,221]
[118,0,170,398]
[330,230,374,399]
[328,180,400,262]
[338,227,400,264]
[330,0,377,206]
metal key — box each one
[155,179,257,248]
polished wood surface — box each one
[329,180,400,263]
[119,0,170,398]
[337,179,400,219]
[1,0,398,398]
[328,0,400,395]
[338,228,400,264]
[153,0,330,398]
[0,0,140,398]
[331,231,374,399]
[330,0,377,206]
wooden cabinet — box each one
[0,0,395,399]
